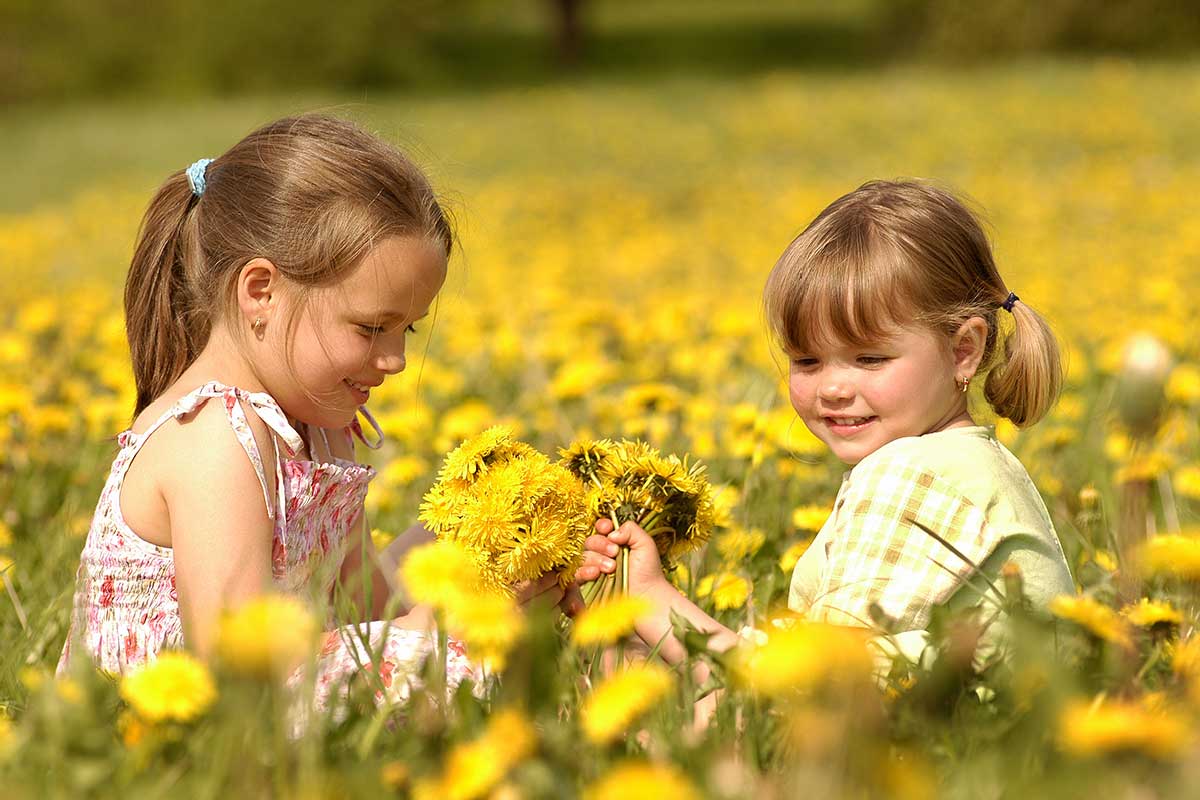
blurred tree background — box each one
[3,0,1198,104]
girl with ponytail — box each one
[576,180,1074,688]
[59,115,567,712]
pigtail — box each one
[124,172,206,417]
[983,298,1064,428]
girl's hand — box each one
[579,519,672,599]
[513,571,567,611]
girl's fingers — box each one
[560,583,585,616]
[581,551,616,573]
[585,534,619,557]
[594,518,615,534]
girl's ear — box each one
[236,258,281,321]
[952,316,988,378]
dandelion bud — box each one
[1078,485,1099,510]
[1114,334,1172,437]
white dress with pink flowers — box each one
[58,381,481,711]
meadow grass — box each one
[2,59,1200,796]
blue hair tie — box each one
[1001,291,1019,312]
[186,158,214,197]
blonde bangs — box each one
[764,232,919,357]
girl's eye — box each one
[791,357,819,369]
[858,355,890,366]
[357,324,385,337]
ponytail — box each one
[124,172,208,417]
[983,298,1064,427]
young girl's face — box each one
[787,323,969,465]
[266,235,447,430]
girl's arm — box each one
[161,402,276,658]
[587,519,741,664]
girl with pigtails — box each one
[58,115,567,711]
[576,180,1075,697]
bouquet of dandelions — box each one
[419,426,592,597]
[559,438,716,604]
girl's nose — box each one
[376,351,406,375]
[817,371,854,402]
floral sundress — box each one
[58,380,481,711]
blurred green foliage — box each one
[887,0,1200,57]
[2,0,1198,103]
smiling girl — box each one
[58,115,566,709]
[577,179,1074,680]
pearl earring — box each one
[252,316,266,338]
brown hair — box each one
[124,114,454,417]
[763,180,1062,427]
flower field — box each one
[4,60,1200,796]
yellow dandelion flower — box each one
[444,591,525,672]
[439,425,516,483]
[215,594,319,678]
[1166,363,1200,404]
[571,595,652,648]
[380,761,410,790]
[1173,633,1200,671]
[1174,465,1200,501]
[1139,533,1200,580]
[401,540,484,612]
[696,572,751,610]
[439,708,537,800]
[1122,598,1183,629]
[371,528,396,551]
[1058,697,1191,760]
[714,527,766,562]
[731,623,873,697]
[120,652,217,723]
[117,709,150,748]
[582,662,674,744]
[0,714,14,758]
[0,520,11,548]
[584,761,700,800]
[0,554,14,588]
[779,539,812,573]
[791,504,829,533]
[1049,595,1133,649]
[1091,550,1118,573]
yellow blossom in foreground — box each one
[371,527,396,551]
[1175,465,1200,500]
[117,710,149,748]
[1139,534,1200,581]
[1058,697,1192,760]
[418,708,536,800]
[715,527,766,562]
[696,572,752,610]
[582,663,674,744]
[731,623,872,697]
[572,595,652,648]
[1166,363,1200,404]
[1122,598,1183,629]
[120,652,217,723]
[778,539,812,573]
[0,714,14,758]
[443,590,525,672]
[401,540,483,612]
[1050,595,1133,649]
[216,594,319,678]
[1171,637,1200,681]
[791,504,828,533]
[585,761,700,800]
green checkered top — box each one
[789,426,1074,633]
